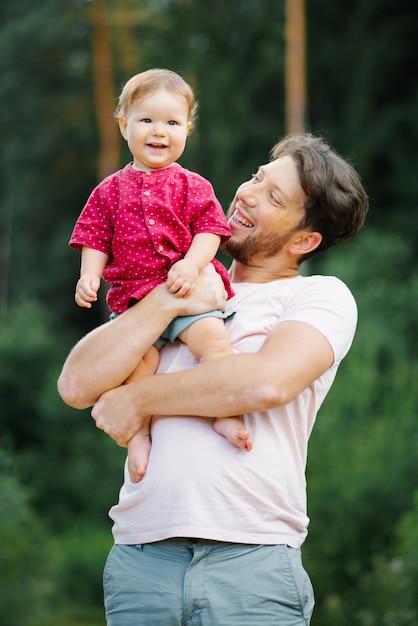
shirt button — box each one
[146,171,152,176]
[158,245,164,251]
[144,190,151,197]
[149,219,155,225]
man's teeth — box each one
[233,212,253,227]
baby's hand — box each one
[75,274,101,308]
[166,259,199,297]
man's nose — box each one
[237,182,257,206]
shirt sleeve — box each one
[280,276,358,364]
[184,173,231,242]
[69,181,114,256]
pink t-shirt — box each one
[70,163,233,313]
[109,274,358,548]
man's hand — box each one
[173,264,228,316]
[91,383,146,447]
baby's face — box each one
[119,89,191,171]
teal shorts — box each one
[155,307,236,346]
[104,540,314,625]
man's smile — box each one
[230,208,254,228]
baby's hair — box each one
[114,68,198,128]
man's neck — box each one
[229,260,299,284]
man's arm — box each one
[91,320,334,446]
[58,265,227,409]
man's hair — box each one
[271,133,369,260]
[114,68,198,128]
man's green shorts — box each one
[104,539,314,625]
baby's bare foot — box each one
[214,417,253,451]
[127,435,152,483]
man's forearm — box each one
[58,286,179,409]
[135,353,278,418]
[58,266,228,410]
[92,353,273,446]
[135,320,333,419]
[91,320,334,446]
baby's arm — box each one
[166,233,221,297]
[75,246,109,308]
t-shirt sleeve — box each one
[69,183,113,255]
[280,276,358,364]
[184,174,231,242]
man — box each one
[58,133,368,625]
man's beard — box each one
[223,226,299,265]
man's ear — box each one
[290,231,322,256]
[118,117,128,140]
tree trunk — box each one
[90,0,120,318]
[285,0,306,134]
[90,0,120,180]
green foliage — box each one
[0,0,100,329]
[0,300,64,447]
[50,524,112,610]
[0,298,124,622]
[395,491,418,612]
[307,0,418,242]
[305,230,418,624]
[0,444,53,626]
[0,299,126,529]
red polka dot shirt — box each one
[70,163,233,313]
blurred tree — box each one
[285,0,306,132]
[305,229,418,624]
[306,0,418,243]
[0,0,101,331]
[90,0,120,180]
[0,299,125,528]
[0,443,52,625]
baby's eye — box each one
[167,120,178,126]
[141,118,152,124]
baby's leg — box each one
[123,345,160,384]
[180,315,232,363]
[127,415,152,483]
[124,346,160,482]
[180,317,252,451]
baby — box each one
[70,69,252,482]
